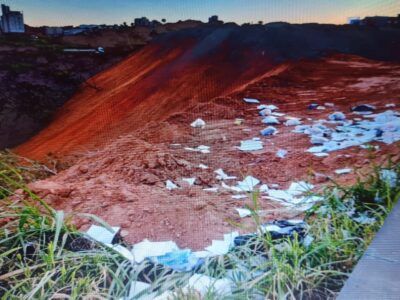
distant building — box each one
[362,15,399,27]
[348,17,361,25]
[1,4,24,33]
[45,26,63,37]
[208,15,219,23]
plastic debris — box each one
[203,187,219,192]
[325,102,335,107]
[285,118,301,126]
[259,184,269,193]
[276,149,288,158]
[234,118,244,125]
[182,178,196,186]
[352,104,376,112]
[239,139,263,151]
[109,244,134,261]
[198,163,209,169]
[185,145,210,153]
[131,240,179,263]
[259,108,272,116]
[86,225,120,245]
[166,180,178,190]
[316,106,326,110]
[353,213,376,225]
[215,168,236,180]
[150,249,203,272]
[232,194,247,199]
[260,126,278,136]
[183,274,232,297]
[313,152,329,157]
[262,116,280,125]
[243,98,260,104]
[126,281,154,300]
[257,104,267,110]
[380,169,397,187]
[328,112,346,121]
[191,118,206,128]
[385,103,396,108]
[235,208,252,218]
[271,112,285,117]
[236,176,260,192]
[308,103,319,110]
[205,232,239,256]
[335,168,352,175]
[310,135,329,145]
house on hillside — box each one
[45,26,64,37]
[1,4,24,33]
[354,14,400,27]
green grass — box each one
[0,154,399,299]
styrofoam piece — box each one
[276,149,288,158]
[203,187,219,192]
[166,180,178,190]
[108,244,134,261]
[204,232,238,256]
[232,195,247,199]
[198,163,209,169]
[285,119,301,126]
[235,208,252,218]
[335,168,352,175]
[236,176,260,192]
[131,239,179,263]
[243,98,260,104]
[271,112,285,117]
[126,281,154,300]
[385,103,395,108]
[182,178,196,186]
[221,181,242,193]
[316,106,326,110]
[191,118,206,128]
[259,108,272,116]
[260,126,278,136]
[215,168,236,180]
[313,152,329,157]
[185,145,210,153]
[328,112,346,121]
[259,184,269,193]
[86,225,120,245]
[380,169,397,187]
[184,274,232,297]
[262,116,280,125]
[239,139,263,151]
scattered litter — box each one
[271,112,285,117]
[215,168,236,180]
[198,163,209,169]
[234,118,244,125]
[260,126,278,136]
[257,104,267,110]
[310,135,329,145]
[150,249,203,272]
[285,118,301,126]
[385,103,396,108]
[131,240,179,263]
[236,176,260,192]
[259,184,269,193]
[328,112,346,121]
[232,195,247,200]
[380,169,397,187]
[325,102,335,107]
[191,118,206,128]
[265,104,278,111]
[308,103,319,110]
[185,145,210,154]
[276,149,288,158]
[235,208,252,218]
[313,152,329,157]
[203,187,219,192]
[184,274,232,297]
[335,168,352,175]
[205,232,239,256]
[182,178,196,186]
[166,180,178,190]
[262,116,280,125]
[239,139,263,151]
[109,244,134,261]
[303,235,314,248]
[353,213,376,225]
[126,281,154,300]
[243,98,260,104]
[316,106,326,110]
[352,104,376,112]
[86,225,120,245]
[259,108,272,116]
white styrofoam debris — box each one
[232,194,247,199]
[260,126,278,136]
[259,184,269,193]
[259,108,272,116]
[235,208,252,218]
[310,135,329,145]
[257,104,267,110]
[190,118,206,128]
[184,274,232,297]
[316,106,326,110]
[221,182,242,193]
[86,225,120,245]
[182,178,196,186]
[325,102,335,107]
[108,244,134,261]
[239,139,263,151]
[236,176,260,192]
[198,163,209,169]
[385,103,395,108]
[285,118,301,126]
[204,232,238,256]
[328,112,346,121]
[203,187,219,192]
[288,181,314,195]
[313,152,329,157]
[166,180,178,190]
[185,145,210,154]
[271,112,285,117]
[131,240,179,263]
[262,116,280,125]
[276,149,288,158]
[335,168,352,175]
[265,104,278,111]
[126,281,155,300]
[215,168,236,180]
[243,98,260,104]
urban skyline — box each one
[1,0,399,27]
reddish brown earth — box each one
[14,53,400,250]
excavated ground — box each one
[16,54,400,250]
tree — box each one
[161,18,166,23]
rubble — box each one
[243,98,260,104]
[262,116,280,125]
[239,139,263,151]
[260,126,278,136]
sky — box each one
[1,0,399,27]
